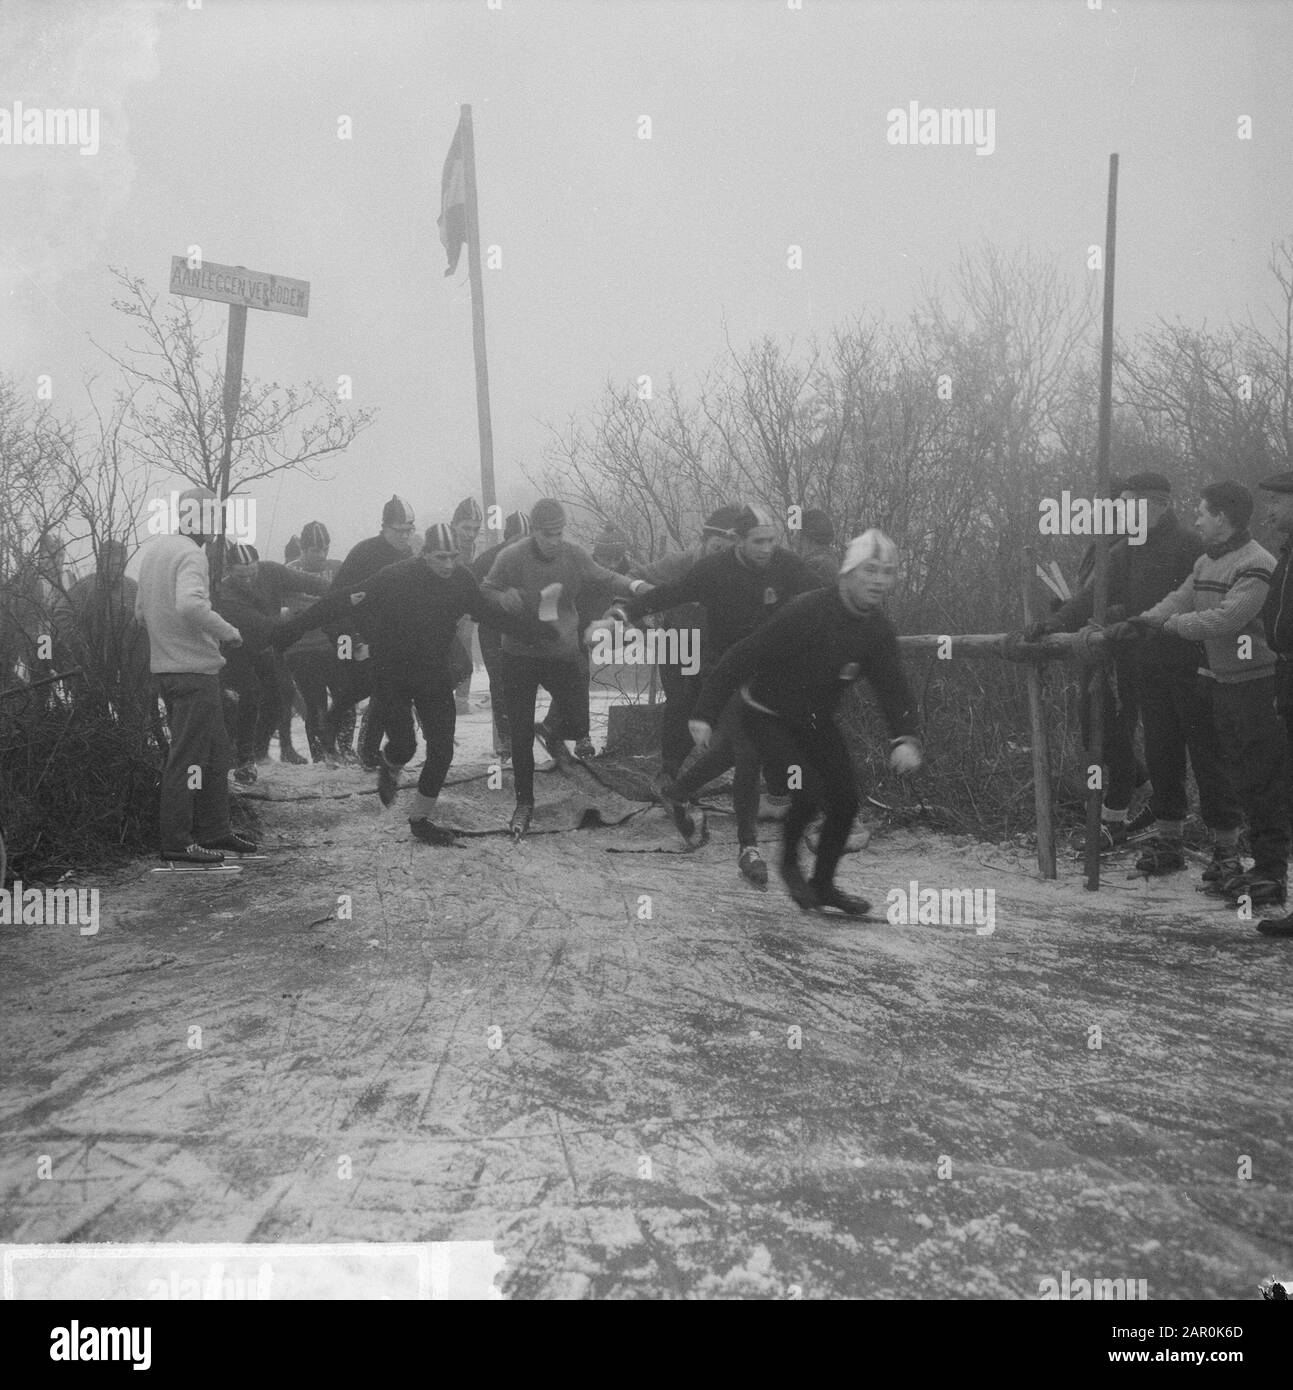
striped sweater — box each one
[1139,532,1276,684]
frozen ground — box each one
[1,679,1291,1298]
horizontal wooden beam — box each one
[897,631,1104,663]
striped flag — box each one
[438,115,467,277]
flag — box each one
[438,115,467,278]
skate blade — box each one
[153,863,242,874]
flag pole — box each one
[458,104,497,522]
[1085,152,1119,892]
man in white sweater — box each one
[135,486,256,863]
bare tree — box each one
[96,269,377,496]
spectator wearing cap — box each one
[284,521,344,761]
[1113,480,1289,914]
[471,510,532,759]
[480,498,653,835]
[134,485,253,864]
[285,536,302,564]
[795,508,840,587]
[273,521,552,844]
[323,495,418,766]
[627,505,742,780]
[1030,471,1243,863]
[1024,475,1142,838]
[618,503,819,887]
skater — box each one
[629,505,743,780]
[480,498,653,837]
[214,545,283,783]
[615,503,822,887]
[273,522,555,843]
[451,497,485,715]
[470,510,532,762]
[284,521,344,761]
[689,528,921,915]
[1111,481,1290,914]
[221,543,330,766]
[134,485,255,864]
[324,495,418,766]
[794,509,841,586]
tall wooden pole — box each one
[211,300,247,590]
[1022,548,1056,878]
[459,105,497,522]
[1085,153,1119,891]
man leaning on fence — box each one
[134,485,256,864]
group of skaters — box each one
[133,485,918,916]
[1023,469,1293,938]
[127,466,1293,934]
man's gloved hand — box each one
[1104,617,1152,644]
[889,738,922,774]
[689,719,713,751]
[1022,620,1055,644]
[496,587,525,615]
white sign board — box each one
[169,256,310,317]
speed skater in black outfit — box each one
[613,503,822,889]
[273,522,555,844]
[689,528,922,916]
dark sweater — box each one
[1262,537,1293,658]
[276,559,552,684]
[623,546,819,671]
[693,586,919,740]
[481,538,637,660]
[326,535,409,642]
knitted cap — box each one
[382,495,416,529]
[800,508,834,545]
[840,529,898,573]
[504,511,531,541]
[702,505,743,537]
[530,498,567,531]
[1122,472,1171,497]
[592,527,628,564]
[452,496,483,525]
[227,543,258,568]
[300,521,330,551]
[423,523,458,555]
[733,504,777,538]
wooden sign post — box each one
[168,255,311,584]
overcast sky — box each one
[2,0,1290,561]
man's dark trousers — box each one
[156,672,233,852]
